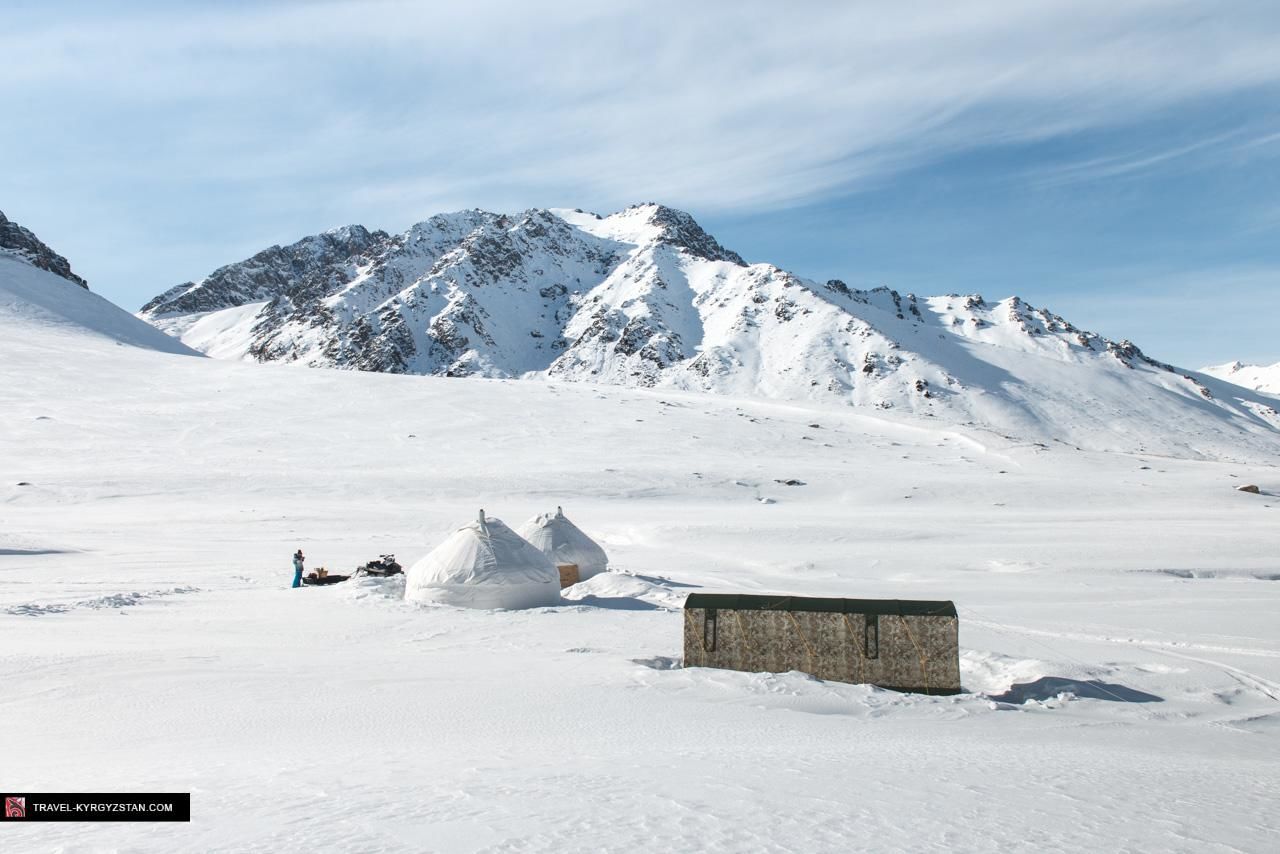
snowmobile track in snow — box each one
[968,618,1280,703]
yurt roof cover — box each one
[517,506,608,570]
[422,510,558,586]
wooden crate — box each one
[557,563,580,588]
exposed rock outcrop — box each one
[0,211,88,288]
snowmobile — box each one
[355,554,403,577]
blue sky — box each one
[3,0,1279,367]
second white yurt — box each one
[405,510,561,609]
[517,506,609,587]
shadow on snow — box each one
[990,676,1163,704]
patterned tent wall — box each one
[682,594,961,695]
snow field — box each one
[3,271,1280,852]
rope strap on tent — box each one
[733,610,757,658]
[841,613,866,683]
[785,611,819,671]
[898,615,931,694]
[685,609,711,654]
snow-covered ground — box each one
[4,262,1280,852]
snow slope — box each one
[139,204,1280,461]
[4,288,1280,852]
[1,253,197,355]
[0,209,88,289]
[1203,360,1280,395]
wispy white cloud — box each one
[1022,122,1280,188]
[1025,130,1248,188]
[6,1,1280,215]
[3,0,1280,307]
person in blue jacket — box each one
[292,549,305,588]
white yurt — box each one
[517,506,609,586]
[405,510,561,609]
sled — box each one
[302,573,349,586]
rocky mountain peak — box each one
[1201,360,1280,394]
[628,203,746,265]
[0,210,88,289]
[135,202,1280,459]
[140,224,391,317]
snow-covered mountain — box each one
[140,204,1280,459]
[1,224,195,356]
[1,210,88,289]
[1202,361,1280,396]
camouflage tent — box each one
[683,593,960,695]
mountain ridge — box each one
[0,214,195,355]
[0,210,88,289]
[1201,361,1280,396]
[138,203,1280,460]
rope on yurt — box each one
[898,614,932,695]
[785,611,819,673]
[841,613,867,683]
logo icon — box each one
[5,797,25,819]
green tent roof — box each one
[683,593,956,617]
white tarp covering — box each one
[405,510,561,609]
[517,506,609,580]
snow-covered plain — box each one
[4,262,1280,852]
